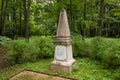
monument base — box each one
[51,59,75,72]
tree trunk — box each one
[70,0,72,22]
[83,0,87,39]
[98,0,104,37]
[69,0,73,32]
[106,23,108,37]
[12,7,16,38]
[1,0,9,36]
[24,0,31,39]
[0,0,4,35]
[20,2,22,37]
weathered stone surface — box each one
[51,9,75,72]
[54,45,73,61]
[54,9,72,45]
[55,45,66,61]
[51,59,75,72]
[56,9,70,37]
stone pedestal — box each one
[51,45,75,72]
[51,59,75,72]
[51,9,76,72]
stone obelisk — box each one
[51,9,76,72]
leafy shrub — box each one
[0,36,11,49]
[4,39,37,66]
[101,40,120,68]
[3,36,120,69]
[30,36,55,58]
[89,37,104,60]
[111,68,120,80]
[90,37,120,68]
[72,36,120,68]
[72,35,90,58]
[30,25,52,36]
[4,36,55,66]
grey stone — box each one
[51,9,76,72]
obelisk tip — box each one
[61,8,66,13]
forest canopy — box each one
[0,0,120,38]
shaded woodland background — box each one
[0,1,120,79]
[0,0,120,39]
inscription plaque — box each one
[55,46,66,60]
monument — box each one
[51,9,76,72]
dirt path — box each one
[10,70,75,80]
[0,49,7,69]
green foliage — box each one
[0,36,11,49]
[2,36,120,69]
[3,36,54,66]
[30,36,55,58]
[72,36,120,69]
[72,63,79,71]
[89,37,120,68]
[72,35,90,58]
[0,58,117,80]
[30,25,53,36]
[101,40,120,68]
[1,0,120,38]
[89,37,104,60]
[111,68,120,80]
[4,39,39,66]
[0,59,51,80]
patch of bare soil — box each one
[0,49,7,69]
[10,70,75,80]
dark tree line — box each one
[0,0,31,39]
[0,0,120,38]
